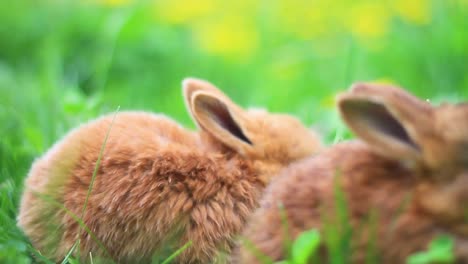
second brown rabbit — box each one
[238,83,468,263]
[17,78,321,263]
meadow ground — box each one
[0,0,467,263]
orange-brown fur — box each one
[238,83,468,263]
[17,78,321,263]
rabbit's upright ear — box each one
[337,83,434,162]
[189,90,255,156]
[182,78,227,111]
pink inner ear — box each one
[343,100,420,151]
[199,97,253,145]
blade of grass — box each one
[365,209,379,264]
[291,229,321,264]
[332,124,345,144]
[61,242,78,264]
[27,244,55,264]
[238,237,275,264]
[321,168,353,264]
[278,202,293,261]
[76,106,120,261]
[66,241,80,264]
[160,241,193,264]
[80,106,120,219]
[94,1,146,91]
[33,192,111,260]
[387,192,413,236]
[31,106,120,263]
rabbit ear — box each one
[182,78,228,115]
[190,90,255,155]
[337,83,433,162]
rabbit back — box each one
[19,111,260,262]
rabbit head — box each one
[183,78,322,181]
[338,82,468,231]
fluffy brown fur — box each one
[17,78,321,263]
[238,83,468,263]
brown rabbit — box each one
[17,78,321,263]
[238,83,468,263]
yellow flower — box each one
[192,15,259,59]
[391,0,431,25]
[276,0,329,39]
[346,1,392,39]
[321,94,337,109]
[154,0,217,25]
[87,0,130,6]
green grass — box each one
[0,0,466,263]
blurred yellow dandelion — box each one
[321,94,336,109]
[154,0,217,25]
[347,2,392,39]
[228,0,259,14]
[193,15,259,58]
[276,0,329,39]
[392,0,431,25]
[90,0,130,6]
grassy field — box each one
[0,0,467,263]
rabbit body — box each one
[239,141,468,263]
[238,83,468,263]
[18,79,321,263]
[20,112,254,263]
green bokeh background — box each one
[0,0,467,262]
